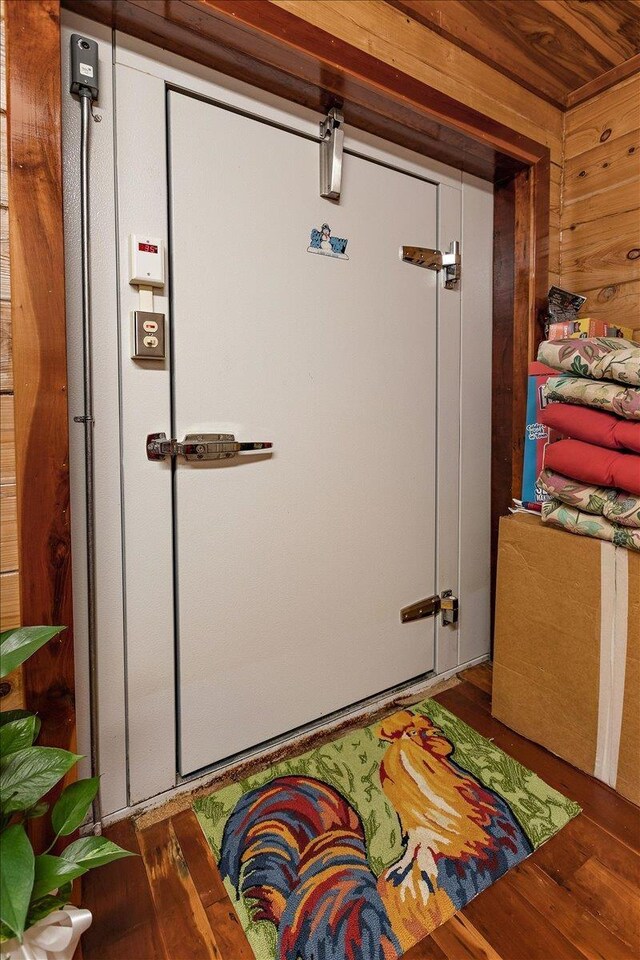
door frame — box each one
[6,0,545,825]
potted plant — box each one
[0,626,133,960]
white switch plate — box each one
[129,235,165,287]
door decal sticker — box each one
[307,223,349,260]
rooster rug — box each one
[194,698,580,959]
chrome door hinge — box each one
[401,590,458,625]
[146,433,273,462]
[401,241,461,288]
[320,107,344,201]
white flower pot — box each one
[0,907,92,960]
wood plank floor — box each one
[81,665,640,959]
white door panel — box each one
[169,92,439,774]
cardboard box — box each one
[547,318,636,340]
[493,513,639,806]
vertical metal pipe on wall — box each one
[71,36,102,826]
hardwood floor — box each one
[81,665,640,959]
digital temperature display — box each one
[138,242,158,254]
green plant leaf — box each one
[0,716,39,757]
[0,627,65,679]
[25,802,49,820]
[0,823,34,942]
[31,856,87,902]
[24,880,73,932]
[0,747,80,814]
[62,835,134,869]
[25,894,67,930]
[51,777,99,837]
[0,711,40,735]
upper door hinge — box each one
[401,241,461,288]
[400,590,458,626]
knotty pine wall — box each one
[0,0,23,711]
[560,73,640,329]
[271,0,564,288]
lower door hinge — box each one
[401,590,458,625]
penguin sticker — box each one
[307,223,349,260]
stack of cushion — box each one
[536,337,640,550]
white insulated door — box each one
[169,92,440,775]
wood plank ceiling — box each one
[388,1,640,107]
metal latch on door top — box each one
[401,241,461,289]
[400,590,459,625]
[146,433,273,462]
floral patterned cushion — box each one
[541,500,640,551]
[543,376,640,421]
[537,468,640,529]
[538,337,640,386]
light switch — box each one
[132,311,165,360]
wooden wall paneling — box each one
[0,393,14,483]
[549,160,562,285]
[0,204,8,298]
[0,663,23,711]
[564,127,640,218]
[561,206,640,293]
[564,73,640,159]
[576,279,640,329]
[0,480,16,571]
[271,0,564,163]
[0,9,5,114]
[0,570,18,630]
[560,71,639,326]
[5,0,75,846]
[0,0,22,714]
[0,301,10,392]
[0,112,7,205]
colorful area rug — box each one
[194,698,580,960]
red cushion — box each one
[544,439,640,496]
[540,403,640,454]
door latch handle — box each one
[146,433,273,462]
